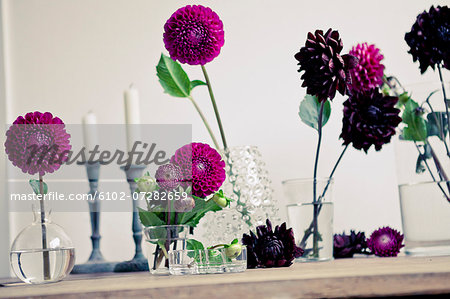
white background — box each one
[1,0,449,276]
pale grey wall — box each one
[0,0,11,277]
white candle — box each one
[82,111,99,152]
[124,84,141,153]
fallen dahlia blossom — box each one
[294,29,358,101]
[155,163,183,190]
[5,112,71,176]
[242,219,304,268]
[367,227,404,257]
[170,142,226,198]
[348,43,385,93]
[405,5,450,73]
[163,5,225,65]
[340,88,401,152]
[334,230,369,259]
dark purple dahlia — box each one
[242,219,304,268]
[294,29,358,101]
[155,163,183,190]
[340,88,401,152]
[334,230,369,259]
[348,43,385,93]
[367,227,404,257]
[5,112,71,176]
[163,5,225,65]
[405,5,450,73]
[170,142,226,198]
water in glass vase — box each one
[10,248,75,284]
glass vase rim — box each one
[286,201,334,207]
[398,180,450,188]
[281,177,334,185]
[169,245,247,254]
[143,224,191,230]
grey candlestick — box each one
[72,162,117,274]
[114,164,148,272]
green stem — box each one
[188,96,220,150]
[39,175,50,280]
[437,64,449,147]
[201,65,228,150]
[312,101,325,257]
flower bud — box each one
[136,176,158,193]
[174,196,195,212]
[225,244,242,259]
[212,193,227,208]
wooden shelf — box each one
[1,256,450,298]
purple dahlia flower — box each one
[367,226,404,257]
[163,5,225,65]
[170,142,226,198]
[242,219,304,268]
[405,5,449,73]
[334,230,369,259]
[155,163,183,190]
[348,43,385,93]
[5,111,71,176]
[340,88,401,152]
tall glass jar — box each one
[283,178,334,262]
[10,203,75,284]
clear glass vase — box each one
[10,203,75,284]
[282,178,334,262]
[144,225,191,275]
[399,181,450,256]
[201,146,279,244]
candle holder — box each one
[114,164,148,272]
[72,162,117,274]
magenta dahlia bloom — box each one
[367,227,404,257]
[348,43,385,93]
[163,5,225,65]
[155,163,183,190]
[5,112,71,176]
[170,142,226,198]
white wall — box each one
[1,0,449,271]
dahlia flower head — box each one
[170,142,226,198]
[155,163,183,191]
[405,5,449,74]
[340,88,401,152]
[333,230,368,259]
[348,43,385,93]
[163,5,225,65]
[367,226,404,257]
[294,28,359,102]
[242,219,304,268]
[5,111,71,176]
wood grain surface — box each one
[1,256,450,298]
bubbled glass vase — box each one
[201,146,279,243]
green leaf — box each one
[156,54,191,98]
[298,95,331,130]
[401,99,427,141]
[397,92,411,107]
[29,179,48,195]
[178,197,223,228]
[138,208,166,227]
[186,239,204,251]
[190,80,206,90]
[231,238,238,245]
[427,112,448,141]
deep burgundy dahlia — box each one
[348,43,385,93]
[367,227,404,257]
[155,163,183,190]
[340,88,401,152]
[163,5,225,65]
[5,112,71,176]
[405,5,450,73]
[170,142,226,198]
[334,230,369,259]
[294,29,358,101]
[242,219,304,268]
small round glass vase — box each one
[144,225,191,275]
[283,178,334,262]
[10,203,75,284]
